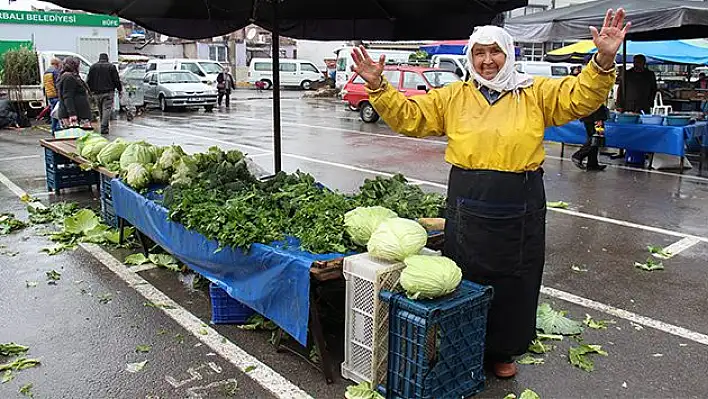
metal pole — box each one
[272,0,282,173]
[621,37,627,110]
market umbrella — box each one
[48,0,528,172]
[420,40,522,57]
[505,0,708,42]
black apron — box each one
[444,166,546,360]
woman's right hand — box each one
[351,46,385,90]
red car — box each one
[341,65,461,123]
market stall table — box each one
[545,120,708,172]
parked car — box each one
[247,58,324,90]
[142,71,218,112]
[146,58,224,86]
[430,54,468,79]
[514,61,580,78]
[341,65,461,123]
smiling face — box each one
[471,43,507,80]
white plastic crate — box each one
[341,249,439,387]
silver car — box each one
[143,71,218,112]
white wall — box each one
[1,24,118,63]
[118,43,183,59]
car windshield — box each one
[198,62,223,74]
[160,72,200,83]
[423,71,461,88]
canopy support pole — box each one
[621,37,627,110]
[272,0,282,173]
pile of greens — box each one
[160,148,445,254]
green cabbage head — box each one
[120,141,156,171]
[96,138,129,165]
[76,133,103,155]
[367,217,427,262]
[77,134,108,161]
[401,255,462,299]
[151,164,170,183]
[344,206,398,246]
[125,163,152,190]
[157,145,186,170]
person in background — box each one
[216,66,236,108]
[58,57,93,130]
[352,9,628,379]
[0,97,21,131]
[87,53,122,134]
[569,65,609,171]
[617,54,656,113]
[43,58,62,135]
[695,73,707,90]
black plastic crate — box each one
[44,148,98,193]
[100,174,114,200]
[101,197,119,229]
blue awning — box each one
[590,39,708,65]
[420,40,521,57]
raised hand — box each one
[590,8,631,69]
[351,46,386,89]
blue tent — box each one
[590,39,708,65]
[421,40,522,57]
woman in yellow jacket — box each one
[352,9,630,379]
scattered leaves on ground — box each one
[630,322,644,331]
[144,301,176,309]
[126,360,148,373]
[0,343,29,357]
[45,270,61,284]
[135,345,151,353]
[223,380,238,396]
[238,315,277,331]
[647,245,671,259]
[634,258,664,271]
[19,382,33,397]
[569,344,608,372]
[174,334,185,344]
[537,333,564,341]
[244,365,257,373]
[26,281,39,288]
[517,355,545,365]
[148,253,181,271]
[571,264,588,273]
[0,213,27,235]
[546,201,569,209]
[98,293,113,304]
[583,314,616,330]
[505,390,541,399]
[156,329,167,336]
[1,370,13,384]
[0,357,41,372]
[27,202,77,224]
[528,339,554,354]
[536,303,583,335]
[124,253,150,265]
[198,328,208,336]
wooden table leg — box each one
[309,286,334,384]
[560,143,565,158]
[118,217,125,245]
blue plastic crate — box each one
[209,283,255,325]
[100,174,114,200]
[100,197,119,228]
[379,281,493,399]
[44,147,99,193]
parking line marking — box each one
[116,121,708,244]
[128,263,159,273]
[0,155,40,162]
[541,286,708,346]
[657,237,702,259]
[0,170,32,198]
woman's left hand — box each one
[591,8,631,69]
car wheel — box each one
[261,79,273,90]
[204,105,214,112]
[159,95,169,112]
[359,102,379,123]
[300,80,313,90]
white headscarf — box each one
[465,25,534,95]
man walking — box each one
[43,58,62,135]
[87,53,122,135]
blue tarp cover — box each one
[111,179,346,346]
[545,121,708,156]
[590,40,708,66]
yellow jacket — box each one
[367,59,616,172]
[43,70,58,99]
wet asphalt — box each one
[0,88,707,398]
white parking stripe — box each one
[657,237,702,259]
[542,286,708,346]
[0,155,40,162]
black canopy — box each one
[48,0,527,172]
[48,0,527,40]
[505,0,708,42]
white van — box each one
[514,61,579,78]
[146,59,224,85]
[247,58,324,90]
[334,47,415,89]
[430,54,467,78]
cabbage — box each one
[344,382,384,399]
[125,163,151,190]
[76,133,103,155]
[151,164,170,183]
[367,217,428,262]
[344,206,398,246]
[81,137,109,161]
[170,156,198,187]
[96,138,128,165]
[400,255,462,299]
[119,141,156,171]
[157,145,186,170]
